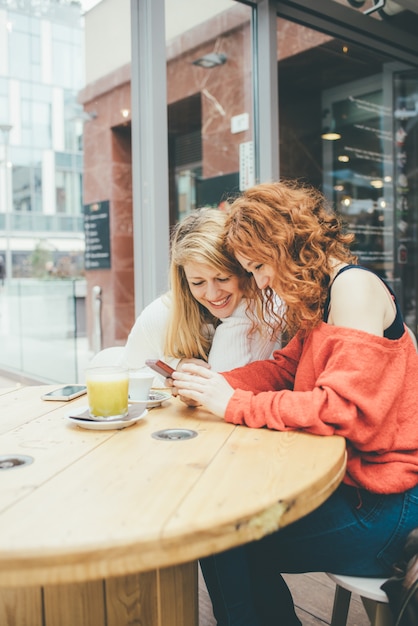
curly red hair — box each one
[225,180,357,335]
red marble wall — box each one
[276,18,331,61]
[167,23,253,179]
[80,72,134,349]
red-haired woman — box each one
[173,181,418,626]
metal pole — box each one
[91,285,102,354]
[253,0,279,184]
[130,0,170,316]
[0,124,13,285]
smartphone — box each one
[41,385,87,401]
[145,359,175,378]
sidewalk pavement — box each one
[0,371,41,389]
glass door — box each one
[392,68,418,329]
[276,16,418,333]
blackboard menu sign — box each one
[84,200,111,270]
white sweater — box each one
[120,294,281,383]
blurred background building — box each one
[0,0,85,281]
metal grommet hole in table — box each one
[151,428,198,441]
[0,454,34,470]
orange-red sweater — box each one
[223,322,418,494]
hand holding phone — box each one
[41,385,87,401]
[145,359,175,378]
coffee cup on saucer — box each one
[129,368,154,402]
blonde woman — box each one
[121,207,281,381]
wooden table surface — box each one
[0,385,346,626]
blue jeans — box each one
[200,483,418,626]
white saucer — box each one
[129,390,171,408]
[65,406,148,430]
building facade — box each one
[0,0,85,280]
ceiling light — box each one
[321,129,341,141]
[192,53,227,69]
[370,179,384,188]
[321,109,341,141]
[338,155,350,162]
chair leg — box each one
[361,597,394,626]
[330,585,352,626]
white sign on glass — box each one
[239,141,255,190]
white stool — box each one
[327,573,394,626]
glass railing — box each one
[0,213,84,233]
[0,278,91,384]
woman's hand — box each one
[167,359,211,406]
[172,364,234,418]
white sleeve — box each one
[119,296,181,382]
[207,300,281,372]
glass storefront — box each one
[274,5,418,333]
[393,68,418,329]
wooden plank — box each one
[0,402,237,585]
[0,396,345,587]
[163,426,346,557]
[0,385,79,434]
[0,394,116,513]
[43,580,105,626]
[0,587,43,626]
[106,571,159,626]
[159,562,198,626]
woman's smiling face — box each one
[183,261,243,319]
[235,253,278,293]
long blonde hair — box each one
[164,207,263,360]
[225,180,357,335]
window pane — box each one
[276,13,418,331]
[165,0,253,220]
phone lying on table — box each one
[41,385,87,401]
[145,359,175,378]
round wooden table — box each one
[0,385,346,626]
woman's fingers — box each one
[174,363,213,380]
[178,394,201,407]
[172,369,234,418]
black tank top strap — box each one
[323,265,404,340]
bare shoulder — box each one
[328,268,393,335]
[332,267,384,296]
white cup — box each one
[129,368,154,401]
